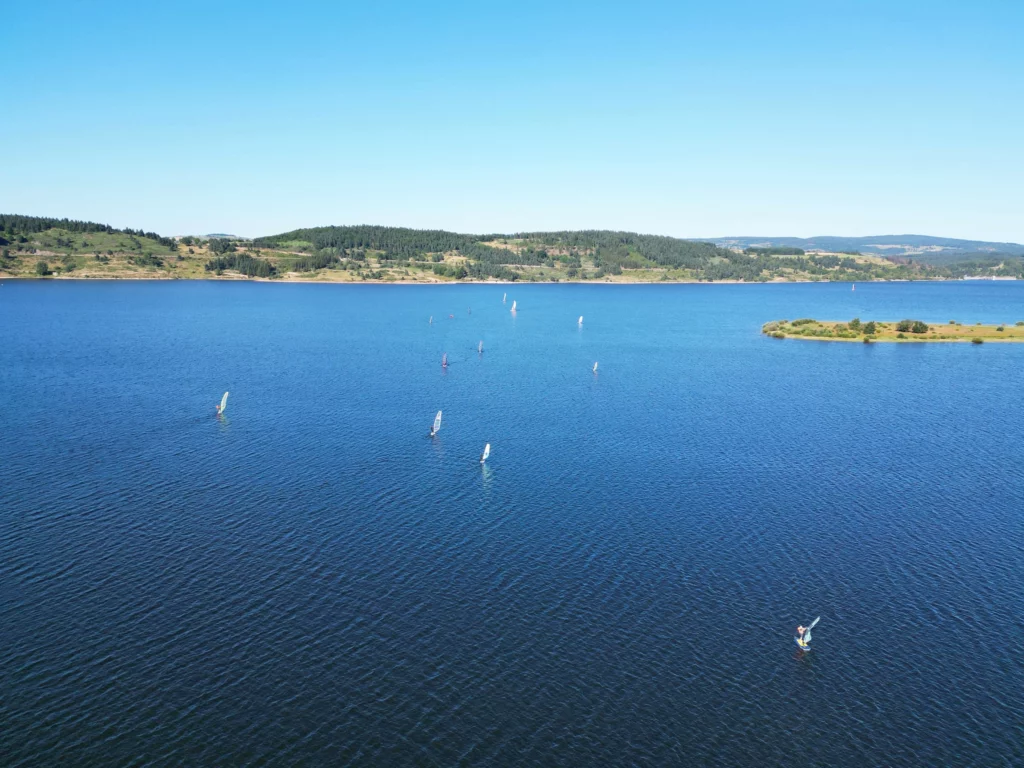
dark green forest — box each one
[0,214,177,249]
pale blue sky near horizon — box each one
[3,0,1022,241]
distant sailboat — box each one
[511,300,517,312]
[429,316,433,324]
[593,362,598,373]
[478,340,483,354]
[430,410,442,437]
[480,443,491,463]
[442,353,448,369]
[795,616,820,650]
[216,391,229,415]
[852,284,856,291]
[578,315,583,326]
[503,292,507,303]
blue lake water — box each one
[1,280,1022,766]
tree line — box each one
[254,225,478,257]
[0,214,176,249]
[205,253,275,278]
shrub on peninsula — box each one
[896,319,928,334]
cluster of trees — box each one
[466,262,519,281]
[292,251,338,272]
[420,259,518,281]
[205,253,275,277]
[121,229,176,248]
[808,255,864,270]
[463,243,546,267]
[129,253,163,268]
[433,263,468,279]
[208,238,236,255]
[895,319,929,333]
[744,246,806,256]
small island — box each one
[762,318,1024,343]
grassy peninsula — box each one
[3,214,1024,284]
[763,318,1024,343]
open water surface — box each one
[1,280,1022,766]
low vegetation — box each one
[762,318,1024,342]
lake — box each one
[1,280,1022,766]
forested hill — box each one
[254,226,731,269]
[254,225,478,256]
[0,213,176,248]
[252,225,785,280]
[3,215,1023,282]
[250,224,1023,281]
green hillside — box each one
[3,215,1022,282]
[251,225,944,282]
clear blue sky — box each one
[3,0,1022,240]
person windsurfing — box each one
[795,617,819,650]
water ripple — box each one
[1,281,1022,766]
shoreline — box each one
[0,275,974,286]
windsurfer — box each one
[795,625,808,648]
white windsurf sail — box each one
[478,341,483,353]
[432,410,442,435]
[511,300,516,311]
[503,292,506,302]
[804,616,820,645]
[218,392,229,413]
[593,362,598,373]
[480,443,490,463]
[578,315,583,325]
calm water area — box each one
[1,280,1022,766]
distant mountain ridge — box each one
[713,234,1024,260]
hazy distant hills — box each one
[713,235,1024,263]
